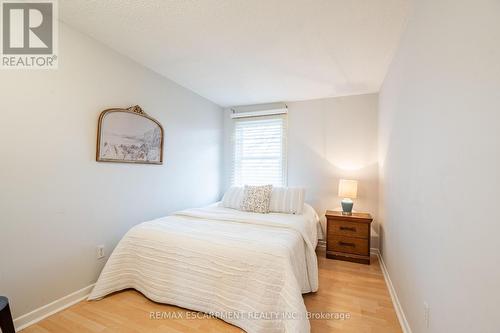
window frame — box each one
[230,114,288,187]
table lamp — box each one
[338,179,358,215]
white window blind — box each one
[231,114,287,186]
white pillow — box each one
[269,187,306,214]
[221,186,245,209]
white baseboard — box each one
[13,251,410,332]
[13,284,95,332]
[316,240,326,248]
[371,248,412,333]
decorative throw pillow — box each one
[240,185,273,214]
[221,186,245,209]
[269,187,306,214]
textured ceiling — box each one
[60,0,410,107]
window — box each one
[231,114,287,186]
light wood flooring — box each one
[22,249,401,333]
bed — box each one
[88,203,319,333]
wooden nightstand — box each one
[325,211,373,265]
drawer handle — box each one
[339,241,355,247]
[339,226,356,232]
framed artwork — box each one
[96,105,164,164]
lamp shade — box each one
[338,179,358,199]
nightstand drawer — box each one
[328,236,369,256]
[328,220,369,239]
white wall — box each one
[378,0,500,332]
[224,94,379,242]
[0,23,223,319]
[287,95,379,241]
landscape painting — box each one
[96,106,164,164]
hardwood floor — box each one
[304,250,401,333]
[22,249,401,333]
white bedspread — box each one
[88,205,319,333]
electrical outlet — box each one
[424,302,430,328]
[97,245,105,259]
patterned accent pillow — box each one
[241,185,273,214]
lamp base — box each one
[341,198,354,215]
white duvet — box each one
[88,204,319,333]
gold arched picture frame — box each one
[96,105,164,164]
